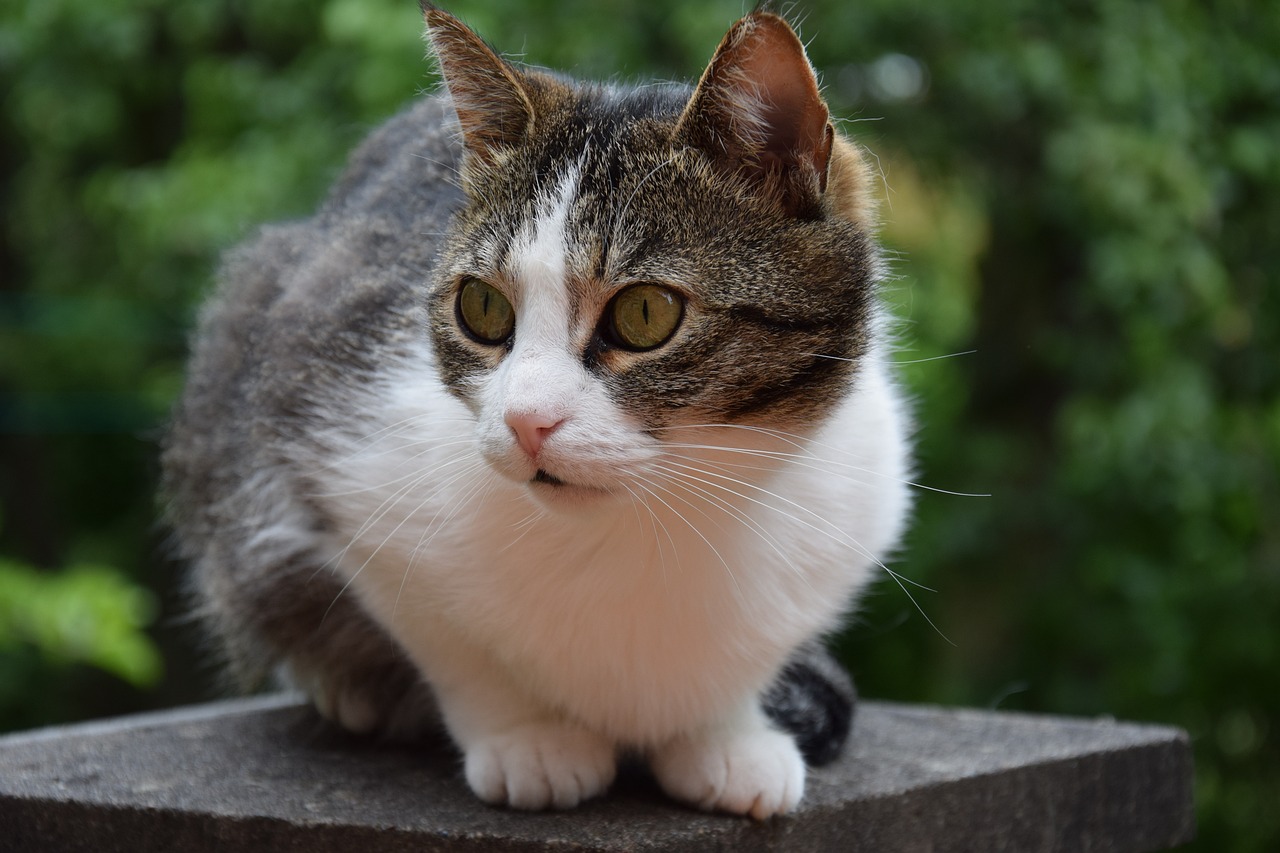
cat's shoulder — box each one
[201,94,465,357]
[320,93,465,225]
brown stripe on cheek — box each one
[717,345,861,424]
[600,313,864,429]
[684,324,863,425]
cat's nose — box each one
[505,410,564,460]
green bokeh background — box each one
[2,1,1276,848]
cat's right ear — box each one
[421,3,534,167]
[676,12,834,219]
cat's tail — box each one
[761,639,856,767]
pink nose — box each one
[505,410,564,459]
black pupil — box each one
[641,297,649,325]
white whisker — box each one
[326,447,476,563]
[396,461,494,619]
[654,457,879,566]
[647,463,808,589]
[651,423,989,498]
[651,455,949,641]
[498,506,549,553]
[320,451,484,621]
[657,454,937,596]
[801,349,978,366]
[885,350,978,366]
[610,154,681,251]
[630,477,744,601]
[621,482,674,588]
[311,437,479,497]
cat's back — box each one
[163,94,465,533]
[206,92,463,357]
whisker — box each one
[610,154,681,250]
[303,412,476,479]
[407,152,463,189]
[396,461,494,619]
[652,457,949,641]
[801,349,978,366]
[657,455,934,592]
[657,441,884,494]
[336,411,471,450]
[654,456,879,564]
[647,465,808,589]
[885,350,978,366]
[325,448,476,561]
[498,505,549,553]
[320,453,484,619]
[310,438,479,497]
[621,482,674,587]
[631,478,744,601]
[651,423,989,498]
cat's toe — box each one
[295,669,379,735]
[652,725,806,820]
[292,662,437,740]
[328,685,382,734]
[464,722,616,810]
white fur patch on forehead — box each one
[506,167,581,343]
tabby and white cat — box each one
[163,3,912,819]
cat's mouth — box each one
[528,468,612,502]
[532,469,566,487]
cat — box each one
[161,2,913,820]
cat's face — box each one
[422,11,879,509]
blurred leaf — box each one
[0,559,162,688]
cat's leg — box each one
[409,627,618,810]
[649,699,806,820]
[459,716,619,811]
[196,548,438,740]
[284,617,437,742]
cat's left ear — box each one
[676,13,834,218]
[421,3,534,168]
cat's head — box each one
[420,5,881,509]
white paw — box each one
[651,725,806,820]
[464,722,617,810]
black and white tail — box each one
[762,640,857,767]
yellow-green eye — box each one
[606,284,683,351]
[457,278,514,344]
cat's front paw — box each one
[651,724,806,820]
[464,722,617,810]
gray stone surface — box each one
[0,695,1193,852]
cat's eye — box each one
[605,284,683,352]
[457,277,515,345]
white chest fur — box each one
[314,340,910,746]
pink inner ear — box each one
[424,8,534,164]
[732,17,831,174]
[678,13,834,211]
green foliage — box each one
[1,0,1276,848]
[0,556,161,731]
[0,558,161,687]
[811,3,1280,849]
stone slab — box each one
[0,695,1194,852]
